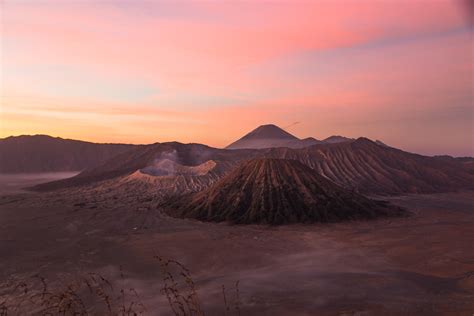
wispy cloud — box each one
[1,0,472,155]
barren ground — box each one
[0,186,473,315]
[0,172,79,196]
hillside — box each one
[162,158,405,224]
[263,138,474,195]
[0,135,136,173]
[31,138,473,196]
[31,142,251,191]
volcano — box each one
[163,158,405,224]
[225,124,324,149]
[226,124,300,149]
[31,137,473,195]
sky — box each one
[1,0,473,156]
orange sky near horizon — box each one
[1,0,473,156]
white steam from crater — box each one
[139,150,216,177]
[140,150,179,176]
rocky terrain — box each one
[263,138,474,195]
[31,137,473,196]
[163,158,405,224]
[5,127,472,198]
[30,142,247,191]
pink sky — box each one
[1,0,473,156]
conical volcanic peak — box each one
[163,158,405,224]
[226,124,300,150]
[226,124,325,150]
[241,124,298,140]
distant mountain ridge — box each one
[32,137,474,196]
[3,129,473,197]
[226,124,352,149]
[322,135,354,144]
[0,135,136,173]
[0,127,358,173]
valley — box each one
[0,191,473,315]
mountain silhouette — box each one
[226,124,301,149]
[0,135,135,173]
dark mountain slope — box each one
[31,142,254,191]
[263,138,474,195]
[163,158,405,224]
[0,135,135,173]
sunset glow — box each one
[1,0,473,156]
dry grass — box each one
[0,272,145,315]
[156,256,204,316]
[0,257,240,316]
[221,281,241,316]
